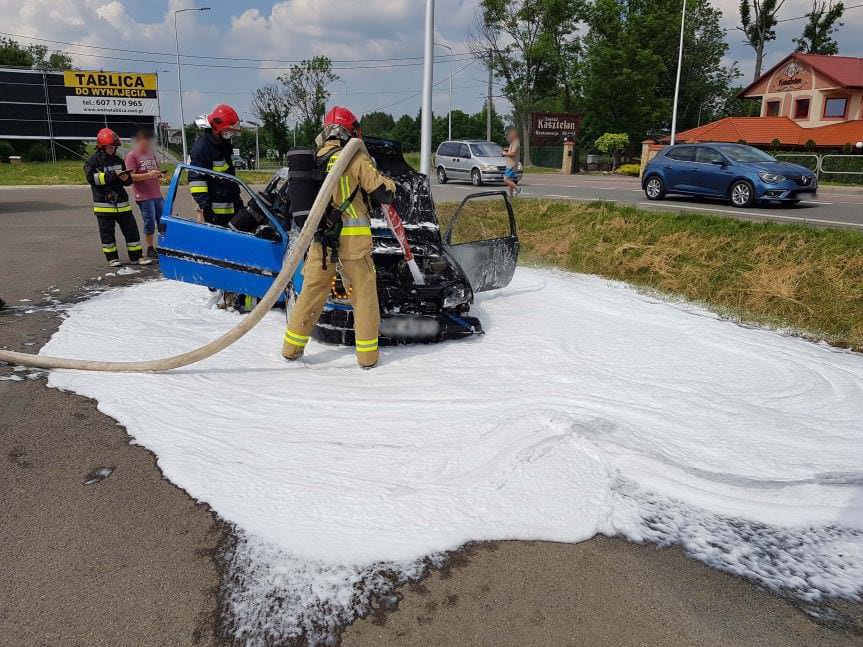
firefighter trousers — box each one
[97,212,142,262]
[283,243,380,367]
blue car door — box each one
[662,145,697,191]
[693,146,733,197]
[157,164,296,300]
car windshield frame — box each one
[470,143,504,157]
[717,145,777,163]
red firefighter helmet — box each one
[322,106,362,141]
[96,128,120,149]
[207,104,241,135]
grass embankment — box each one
[0,161,272,186]
[437,199,863,351]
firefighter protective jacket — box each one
[188,131,241,216]
[84,149,134,215]
[317,139,397,260]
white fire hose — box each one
[0,139,365,373]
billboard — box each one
[0,67,157,141]
[63,71,159,116]
[530,112,581,144]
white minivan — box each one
[435,140,509,186]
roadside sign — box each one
[530,112,581,144]
[63,71,159,116]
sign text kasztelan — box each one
[63,71,159,116]
[529,112,581,144]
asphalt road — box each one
[432,173,863,229]
[2,183,862,645]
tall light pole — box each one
[419,0,435,176]
[435,42,453,141]
[242,120,260,170]
[174,6,210,162]
[669,0,686,145]
[335,79,348,106]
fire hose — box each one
[0,138,366,373]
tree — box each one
[738,0,787,82]
[390,114,421,152]
[594,132,629,169]
[470,0,584,165]
[251,83,292,162]
[0,36,72,70]
[360,112,396,138]
[793,1,844,54]
[279,56,337,126]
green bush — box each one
[24,143,50,162]
[615,163,641,176]
[0,141,13,162]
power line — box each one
[361,59,478,115]
[0,30,471,65]
[777,2,863,22]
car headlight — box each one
[758,171,786,183]
[443,285,471,308]
[480,163,497,171]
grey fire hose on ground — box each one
[0,139,365,373]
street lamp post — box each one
[419,0,435,176]
[174,6,211,163]
[435,42,453,141]
[669,0,686,146]
[336,79,348,106]
[243,120,261,170]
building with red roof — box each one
[671,52,863,149]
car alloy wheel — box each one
[730,181,753,207]
[437,167,447,184]
[645,177,663,199]
[471,169,482,186]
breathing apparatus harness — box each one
[288,142,370,270]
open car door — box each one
[442,190,519,293]
[157,164,294,299]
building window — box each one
[766,101,781,117]
[794,98,810,119]
[824,97,847,119]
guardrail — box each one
[775,153,863,177]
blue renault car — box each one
[642,143,817,207]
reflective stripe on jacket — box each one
[317,141,395,250]
[84,151,133,215]
[188,131,240,212]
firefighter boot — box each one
[343,255,380,369]
[282,246,336,361]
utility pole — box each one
[174,6,211,162]
[486,53,493,142]
[670,0,686,145]
[419,0,435,176]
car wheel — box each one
[437,167,448,184]
[471,168,483,186]
[644,175,665,200]
[729,180,755,208]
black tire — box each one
[436,166,448,184]
[729,180,755,208]
[644,175,666,200]
[471,168,483,186]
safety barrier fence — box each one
[775,153,863,185]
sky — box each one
[1,0,861,129]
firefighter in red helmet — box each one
[84,128,151,266]
[282,106,396,369]
[189,104,243,226]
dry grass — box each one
[437,198,863,351]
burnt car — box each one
[157,138,519,345]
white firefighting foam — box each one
[41,269,863,645]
